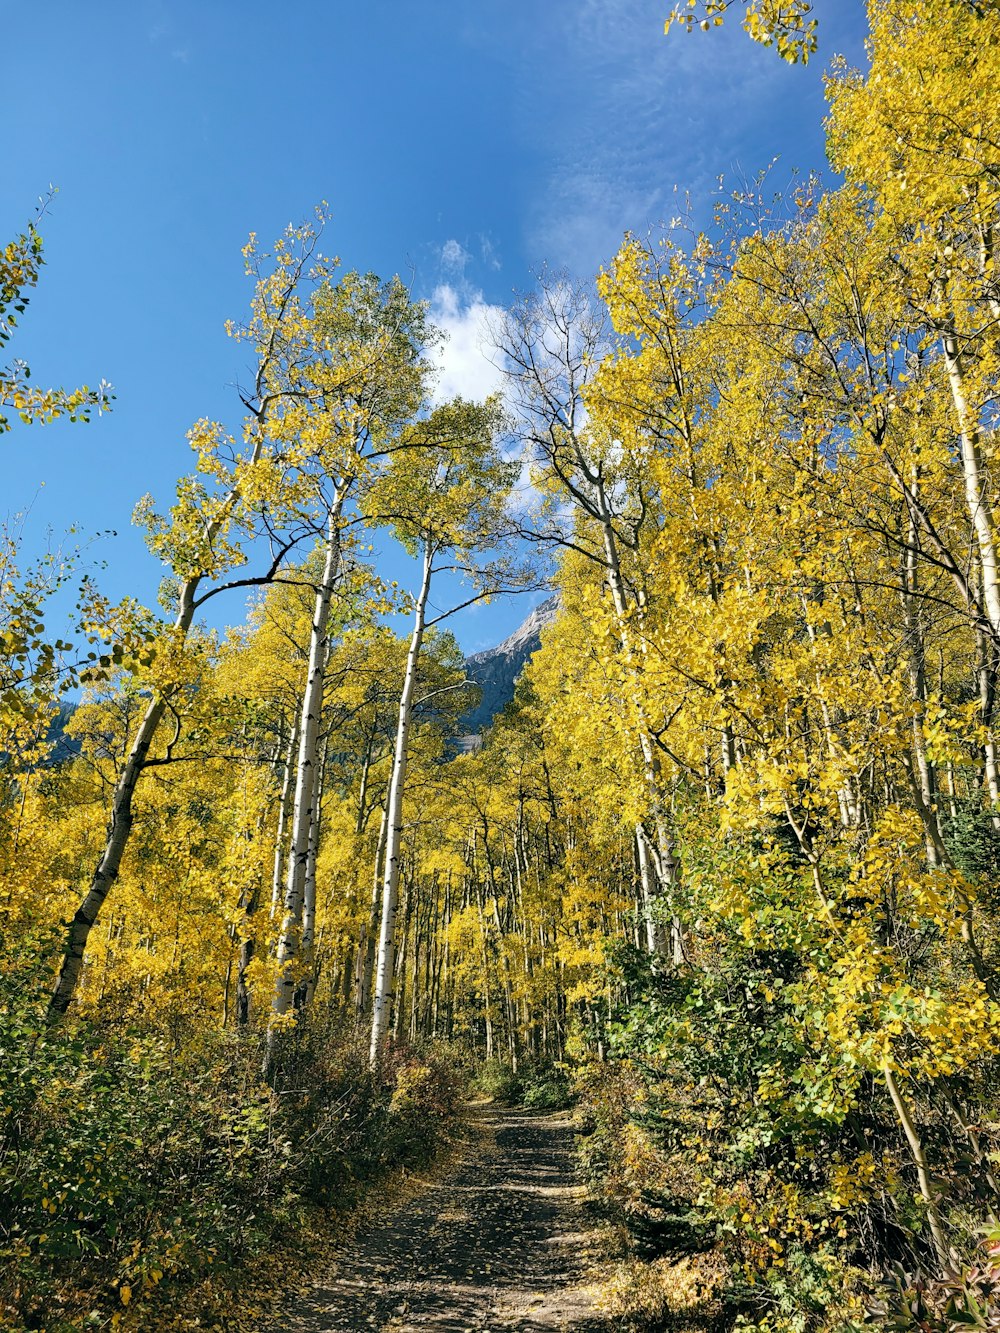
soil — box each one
[263,1105,612,1332]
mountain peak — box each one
[461,596,558,736]
[466,595,559,666]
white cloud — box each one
[428,284,505,405]
[530,171,668,277]
[441,238,471,272]
[479,235,502,271]
[496,0,821,273]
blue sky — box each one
[4,0,866,653]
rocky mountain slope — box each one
[460,595,558,737]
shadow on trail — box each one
[266,1107,608,1332]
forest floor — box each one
[259,1104,613,1332]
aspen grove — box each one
[4,3,1000,1330]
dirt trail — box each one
[265,1105,610,1332]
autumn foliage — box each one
[3,3,1000,1330]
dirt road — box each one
[265,1105,610,1332]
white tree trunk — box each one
[298,735,327,1009]
[942,326,1000,636]
[636,825,668,956]
[269,502,344,1043]
[369,537,434,1064]
[597,491,677,961]
[269,716,301,919]
[358,799,389,1019]
[882,1059,950,1268]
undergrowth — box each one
[0,962,464,1332]
[470,1056,574,1110]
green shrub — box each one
[522,1069,573,1110]
[470,1057,574,1110]
[0,967,459,1331]
[385,1049,463,1165]
[471,1056,524,1104]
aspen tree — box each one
[350,642,470,1032]
[266,274,431,1058]
[48,219,331,1020]
[368,537,434,1061]
[218,555,342,1025]
[269,513,343,1039]
[826,1,1000,824]
[367,396,520,1062]
[496,281,681,960]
